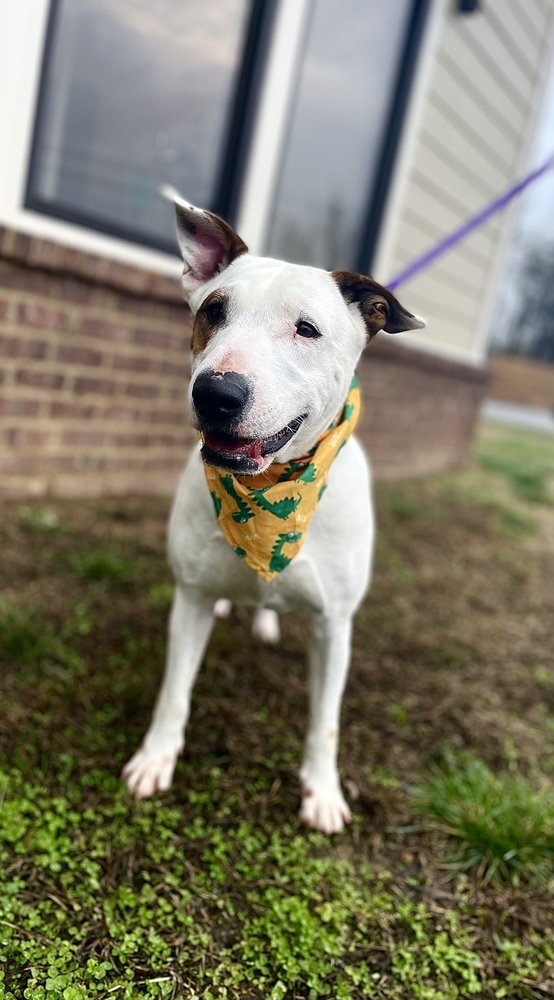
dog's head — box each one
[166,189,424,475]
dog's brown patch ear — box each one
[332,270,425,339]
[161,186,248,301]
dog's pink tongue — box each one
[205,431,264,461]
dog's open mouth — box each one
[201,415,306,473]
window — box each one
[24,0,428,269]
[265,0,414,270]
[26,0,251,251]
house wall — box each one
[375,0,554,365]
[0,225,486,499]
[0,227,194,498]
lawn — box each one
[1,422,553,999]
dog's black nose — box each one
[192,370,251,427]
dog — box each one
[122,192,424,833]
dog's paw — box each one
[214,598,232,619]
[252,607,280,644]
[299,780,351,835]
[122,746,180,800]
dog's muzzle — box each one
[192,369,252,430]
[191,369,305,474]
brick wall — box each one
[0,225,487,498]
[0,227,195,498]
[357,339,486,479]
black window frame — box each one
[24,0,277,254]
[25,0,430,268]
[263,0,431,274]
[355,0,432,274]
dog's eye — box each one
[295,319,321,339]
[203,299,225,325]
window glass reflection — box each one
[266,0,411,270]
[28,0,249,249]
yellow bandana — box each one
[203,379,361,582]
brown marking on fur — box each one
[331,270,424,340]
[191,291,228,356]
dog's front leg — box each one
[122,585,214,799]
[299,613,353,834]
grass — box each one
[67,547,141,582]
[1,422,553,998]
[410,753,554,887]
[474,424,554,505]
[0,602,90,671]
[2,766,551,1000]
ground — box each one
[0,422,553,999]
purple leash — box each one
[386,153,554,291]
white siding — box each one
[376,0,554,364]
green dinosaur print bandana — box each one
[203,380,361,582]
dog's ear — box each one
[332,270,425,339]
[161,185,248,300]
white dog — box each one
[123,194,423,833]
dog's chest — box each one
[169,439,371,614]
[175,524,325,613]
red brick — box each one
[109,262,146,295]
[0,335,48,359]
[133,327,171,349]
[149,272,183,300]
[114,433,151,448]
[0,396,41,417]
[144,457,183,471]
[101,404,141,422]
[0,229,15,256]
[167,302,189,323]
[97,456,142,472]
[13,232,32,262]
[0,453,34,474]
[43,454,81,472]
[16,369,64,390]
[18,302,68,330]
[80,317,131,342]
[117,297,157,318]
[3,427,50,448]
[50,401,95,419]
[57,345,103,366]
[124,382,160,399]
[59,276,112,306]
[152,434,186,447]
[62,429,106,446]
[160,360,189,379]
[74,376,117,396]
[0,263,58,296]
[112,353,152,372]
[57,280,88,305]
[28,237,66,271]
[149,408,186,424]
